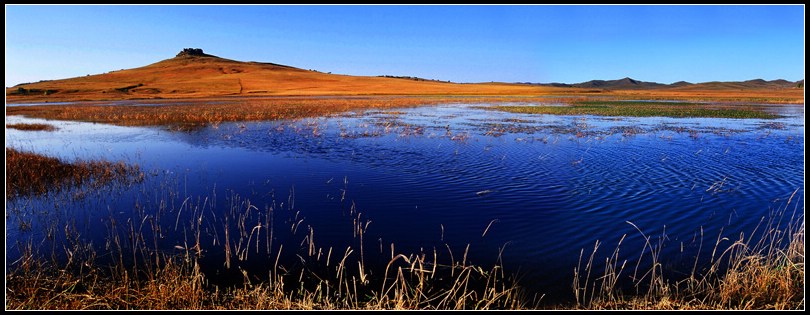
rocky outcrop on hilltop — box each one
[176,48,206,57]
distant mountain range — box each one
[520,77,804,90]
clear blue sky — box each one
[5,5,805,87]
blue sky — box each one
[4,5,805,87]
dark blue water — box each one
[5,102,804,304]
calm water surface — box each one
[6,102,804,303]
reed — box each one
[5,150,803,310]
[6,96,550,130]
[6,169,529,310]
[7,123,58,131]
[572,189,804,310]
[5,148,143,199]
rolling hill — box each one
[6,48,569,103]
[528,77,802,91]
[5,48,804,103]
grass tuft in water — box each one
[5,148,143,199]
[7,123,58,131]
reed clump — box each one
[573,189,804,310]
[7,123,58,131]
[5,148,143,199]
[5,149,802,310]
[6,178,528,310]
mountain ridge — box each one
[520,77,802,90]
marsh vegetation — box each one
[6,148,142,199]
[488,101,781,119]
[6,123,57,131]
[5,98,804,309]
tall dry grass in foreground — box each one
[6,243,525,310]
[6,163,528,310]
[5,150,803,310]
[573,189,804,310]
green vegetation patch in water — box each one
[486,101,780,119]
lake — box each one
[5,101,804,304]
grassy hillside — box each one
[6,52,569,102]
[6,50,803,104]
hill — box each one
[6,49,804,103]
[670,79,802,91]
[528,77,801,91]
[6,48,569,103]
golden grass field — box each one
[5,52,803,130]
[6,54,569,102]
[6,53,804,104]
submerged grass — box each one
[488,101,781,119]
[6,123,58,131]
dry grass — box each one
[8,179,801,310]
[6,54,802,104]
[6,174,529,310]
[8,188,802,311]
[4,54,570,103]
[7,123,58,131]
[5,148,143,199]
[6,250,524,310]
[4,119,803,310]
[8,94,800,133]
[6,96,548,130]
[573,189,804,310]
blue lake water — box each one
[5,102,805,304]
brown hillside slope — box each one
[6,50,572,103]
[6,49,803,104]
